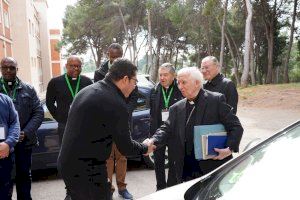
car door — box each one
[131,86,151,143]
[31,102,60,170]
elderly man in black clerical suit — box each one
[145,67,243,185]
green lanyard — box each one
[1,77,18,101]
[64,73,81,99]
[161,86,174,109]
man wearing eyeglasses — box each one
[200,56,238,114]
[46,55,92,200]
[94,43,138,199]
[0,57,44,200]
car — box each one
[139,120,300,200]
[32,77,155,170]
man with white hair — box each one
[145,67,243,185]
[200,56,238,114]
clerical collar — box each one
[66,74,78,81]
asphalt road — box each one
[12,107,300,200]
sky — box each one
[47,0,78,30]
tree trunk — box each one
[250,23,255,85]
[241,0,252,87]
[217,18,240,86]
[174,46,179,69]
[147,9,155,82]
[155,36,162,78]
[264,0,276,84]
[219,0,228,69]
[226,23,243,72]
[118,4,132,61]
[283,0,297,83]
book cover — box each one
[193,124,226,160]
[206,134,227,156]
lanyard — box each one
[64,73,81,99]
[1,77,18,101]
[161,86,174,109]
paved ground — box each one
[11,106,299,200]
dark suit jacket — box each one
[204,73,238,114]
[152,89,243,184]
[149,80,184,136]
[94,60,109,82]
[57,78,147,183]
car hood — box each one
[138,177,202,200]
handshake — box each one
[142,138,156,156]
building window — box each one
[4,11,9,28]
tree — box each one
[219,0,228,69]
[62,1,125,66]
[283,0,298,83]
[241,0,253,87]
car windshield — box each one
[193,122,300,200]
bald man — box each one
[46,56,92,199]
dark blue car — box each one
[32,77,155,170]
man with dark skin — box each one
[46,55,93,200]
[0,57,43,200]
[94,43,123,82]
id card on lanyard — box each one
[161,109,169,122]
[161,86,173,122]
[0,125,6,140]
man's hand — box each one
[19,131,25,143]
[142,138,156,156]
[0,142,10,159]
[212,147,232,160]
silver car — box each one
[140,120,300,200]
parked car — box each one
[32,77,155,170]
[139,120,300,200]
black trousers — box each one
[154,146,176,190]
[60,163,111,200]
[0,153,14,200]
[58,123,66,145]
[12,143,33,200]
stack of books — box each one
[193,124,227,160]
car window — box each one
[135,93,147,111]
[43,103,55,121]
[194,123,300,200]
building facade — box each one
[10,0,51,93]
[49,29,62,77]
[0,0,13,59]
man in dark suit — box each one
[93,43,136,199]
[200,56,238,114]
[58,58,156,200]
[145,67,243,185]
[150,63,183,190]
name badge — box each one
[0,126,5,140]
[161,110,169,122]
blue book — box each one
[207,135,228,156]
[194,124,226,160]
